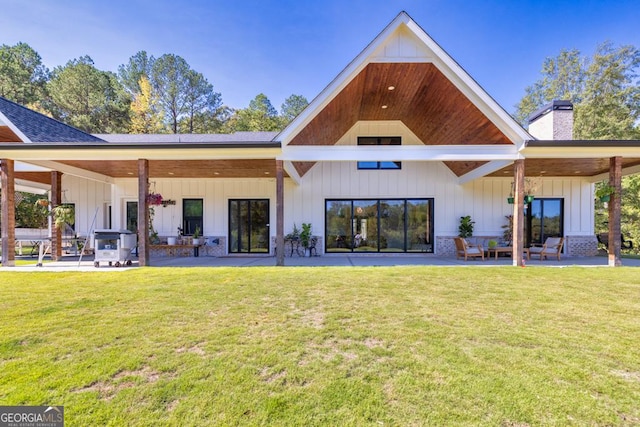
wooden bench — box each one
[150,244,202,257]
[596,233,633,250]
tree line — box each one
[514,41,640,249]
[0,42,308,134]
[3,39,640,247]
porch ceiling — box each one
[58,159,285,178]
[488,157,640,178]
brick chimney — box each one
[527,100,573,140]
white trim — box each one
[457,160,514,184]
[276,12,531,149]
[0,111,31,143]
[279,145,520,162]
[403,19,532,145]
[0,146,281,161]
[276,13,412,145]
[524,146,640,158]
[14,161,51,172]
[283,161,302,185]
[15,179,49,194]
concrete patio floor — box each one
[2,252,639,271]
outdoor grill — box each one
[92,229,137,267]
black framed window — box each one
[182,199,203,236]
[126,201,137,233]
[325,198,433,253]
[525,198,564,247]
[357,136,401,170]
[228,199,270,253]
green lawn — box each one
[1,267,639,426]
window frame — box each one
[182,198,203,236]
[357,136,402,170]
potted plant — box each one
[192,226,201,245]
[488,239,498,249]
[595,182,615,202]
[524,177,538,203]
[300,223,312,255]
[51,204,75,230]
[502,215,513,244]
[285,224,301,241]
[458,215,474,238]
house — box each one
[1,11,638,267]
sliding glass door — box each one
[525,198,564,246]
[229,199,270,253]
[325,198,433,253]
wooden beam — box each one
[138,159,150,266]
[276,160,285,266]
[608,156,622,267]
[50,171,62,261]
[1,159,16,267]
[512,159,525,267]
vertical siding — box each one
[287,163,595,241]
[66,165,595,249]
[60,175,111,234]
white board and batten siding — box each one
[286,119,595,253]
[287,163,594,254]
[112,178,276,239]
[60,175,111,236]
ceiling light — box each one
[539,170,546,174]
[213,172,220,175]
[381,105,388,109]
[168,172,174,175]
[264,171,270,175]
[127,172,134,175]
[388,86,395,91]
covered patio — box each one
[3,251,640,271]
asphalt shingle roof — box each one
[93,132,279,144]
[0,96,104,143]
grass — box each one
[1,266,639,426]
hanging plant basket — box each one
[599,194,611,203]
[147,192,163,205]
[52,204,75,229]
[524,195,535,204]
[507,197,514,204]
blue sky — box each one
[2,0,639,114]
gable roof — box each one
[278,11,530,147]
[276,11,532,178]
[0,96,104,143]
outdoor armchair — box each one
[528,237,564,261]
[454,237,485,261]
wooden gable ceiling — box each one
[288,62,511,176]
[0,126,22,142]
[289,63,510,147]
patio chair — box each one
[528,237,564,261]
[596,232,633,250]
[454,237,484,261]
